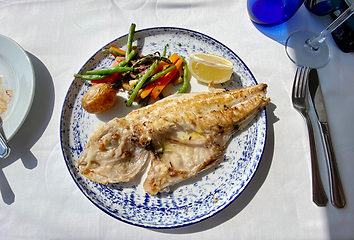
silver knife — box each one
[309,69,346,208]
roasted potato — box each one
[82,83,116,114]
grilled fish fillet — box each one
[76,83,270,195]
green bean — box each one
[117,48,138,67]
[74,74,111,80]
[101,49,125,56]
[126,60,158,107]
[85,66,133,75]
[139,95,150,107]
[85,49,137,75]
[132,54,171,67]
[111,79,124,88]
[145,64,176,85]
[177,56,189,93]
[126,23,136,58]
[163,44,169,57]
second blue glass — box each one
[305,0,342,16]
[247,0,305,26]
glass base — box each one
[285,30,330,68]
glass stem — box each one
[306,3,354,51]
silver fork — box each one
[0,117,10,158]
[292,66,328,206]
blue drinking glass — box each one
[305,0,342,16]
[247,0,305,26]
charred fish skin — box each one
[76,84,270,195]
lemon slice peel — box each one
[188,52,233,84]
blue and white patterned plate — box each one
[60,27,267,229]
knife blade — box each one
[308,69,346,208]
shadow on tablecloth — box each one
[0,52,54,205]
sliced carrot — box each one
[91,72,121,85]
[111,56,125,67]
[140,57,175,98]
[150,57,183,99]
[109,46,126,56]
[140,82,155,99]
[109,46,137,54]
[141,54,182,99]
[169,53,180,63]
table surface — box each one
[1,1,354,239]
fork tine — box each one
[293,66,310,99]
[292,67,301,98]
[299,67,306,98]
[299,67,310,98]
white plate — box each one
[60,27,267,229]
[0,34,35,140]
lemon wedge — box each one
[188,52,233,84]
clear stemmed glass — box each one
[285,3,354,68]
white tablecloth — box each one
[1,0,354,239]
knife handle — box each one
[305,115,328,206]
[319,122,346,208]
